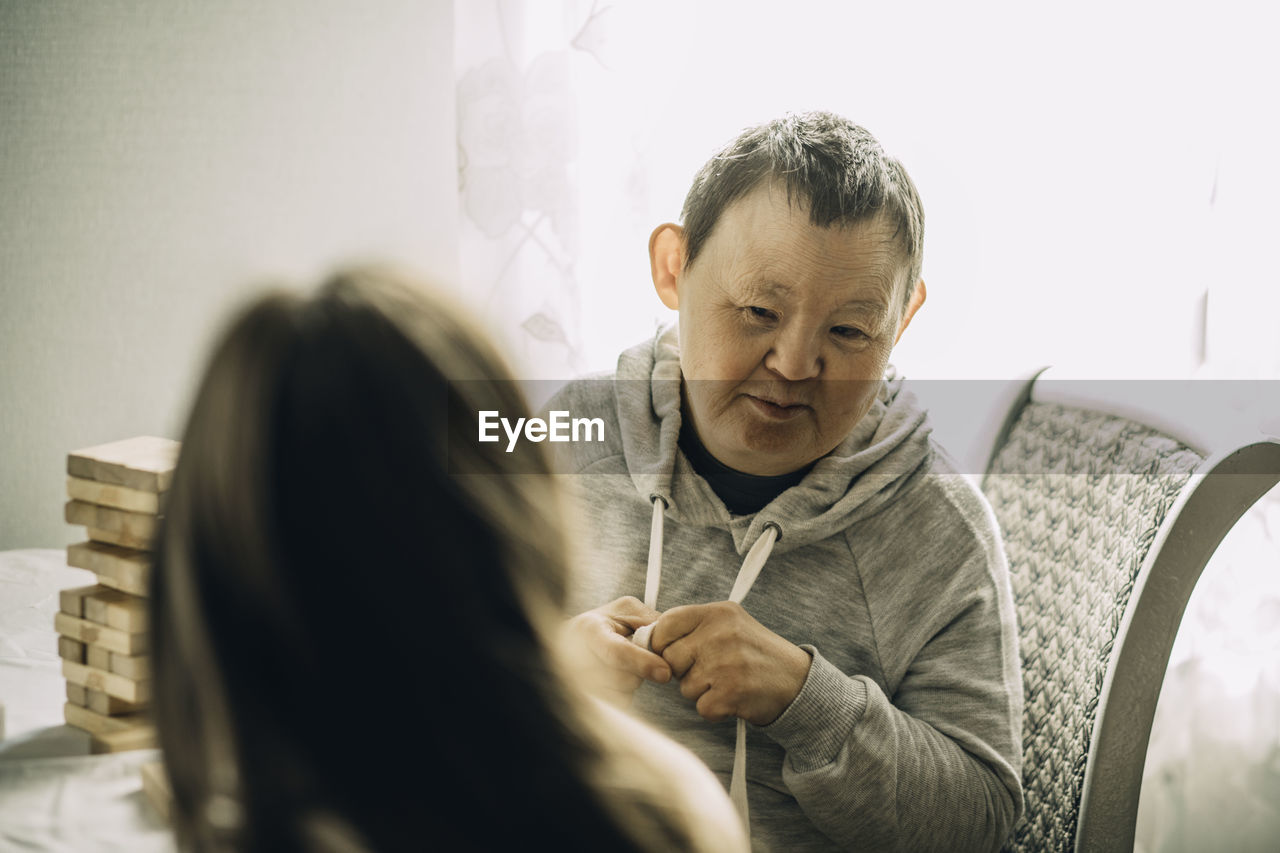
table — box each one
[0,548,174,851]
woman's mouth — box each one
[745,395,809,421]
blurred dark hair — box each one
[151,268,695,851]
[680,111,924,305]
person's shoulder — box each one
[594,697,702,778]
[921,441,1004,556]
[591,699,749,852]
[542,369,617,415]
[539,371,625,474]
[856,439,1005,572]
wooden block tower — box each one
[59,436,178,754]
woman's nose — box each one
[763,324,822,381]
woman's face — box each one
[670,183,909,476]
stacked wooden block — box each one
[58,436,178,753]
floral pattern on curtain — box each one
[455,0,621,381]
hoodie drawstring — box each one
[643,496,666,609]
[635,495,779,831]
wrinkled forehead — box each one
[706,183,910,309]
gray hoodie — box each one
[546,327,1023,852]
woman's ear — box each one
[895,278,926,344]
[649,224,685,310]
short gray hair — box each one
[680,111,924,307]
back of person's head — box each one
[681,110,925,305]
[151,267,701,852]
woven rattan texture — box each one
[983,402,1202,853]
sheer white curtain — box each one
[454,0,677,384]
[454,2,1280,847]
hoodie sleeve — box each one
[760,522,1024,852]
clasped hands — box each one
[563,596,811,726]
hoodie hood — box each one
[615,325,934,557]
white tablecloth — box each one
[0,548,174,851]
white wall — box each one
[0,0,458,549]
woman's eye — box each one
[832,325,866,340]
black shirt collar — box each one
[678,417,813,515]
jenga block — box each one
[66,500,158,542]
[58,635,86,663]
[86,525,153,550]
[87,644,111,670]
[67,541,150,596]
[91,725,158,754]
[109,650,150,681]
[64,701,148,735]
[66,682,88,707]
[84,587,148,633]
[88,688,147,716]
[62,660,150,703]
[54,612,147,655]
[141,761,171,821]
[59,584,99,617]
[67,476,162,514]
[67,436,179,493]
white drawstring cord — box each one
[728,524,777,605]
[726,523,778,826]
[644,496,666,609]
[628,497,667,653]
[632,497,780,832]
